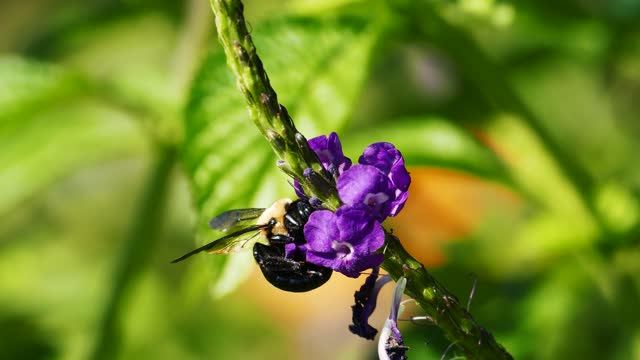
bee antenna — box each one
[398,315,436,326]
[358,271,388,278]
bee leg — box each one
[268,234,295,245]
[253,243,332,292]
[253,243,303,270]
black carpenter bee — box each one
[171,198,332,292]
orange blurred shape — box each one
[237,263,375,359]
[388,167,520,267]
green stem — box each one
[90,1,208,358]
[90,146,176,360]
[210,0,513,359]
[383,234,512,359]
[209,0,340,211]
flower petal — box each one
[358,143,411,218]
[389,190,409,217]
[284,242,304,259]
[348,219,384,256]
[304,210,339,253]
[378,277,409,360]
[349,268,393,340]
[359,142,399,174]
[306,251,342,269]
[335,206,373,239]
[338,165,393,221]
[308,132,352,178]
[292,179,307,199]
[345,253,385,278]
[390,160,411,192]
[304,207,385,277]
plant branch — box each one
[90,145,176,360]
[383,233,513,359]
[89,1,213,356]
[209,0,513,358]
[209,0,340,211]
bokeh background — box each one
[2,0,640,359]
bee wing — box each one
[170,224,269,263]
[208,208,266,232]
[203,225,266,254]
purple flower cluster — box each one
[294,132,411,278]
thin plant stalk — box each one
[90,146,176,360]
[90,2,209,357]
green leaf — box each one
[0,56,86,123]
[56,14,183,135]
[344,117,512,184]
[511,60,635,182]
[451,115,600,274]
[183,15,377,295]
[286,0,365,15]
[0,57,147,217]
[512,260,621,359]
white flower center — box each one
[332,241,354,259]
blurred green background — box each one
[1,0,640,359]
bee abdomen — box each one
[253,243,332,292]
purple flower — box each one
[292,168,317,200]
[284,242,303,259]
[303,206,384,278]
[294,132,352,198]
[378,277,409,360]
[337,165,395,221]
[292,179,308,200]
[349,267,393,340]
[309,132,352,179]
[359,142,411,217]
